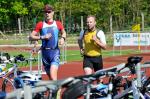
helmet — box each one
[14,73,42,88]
[18,73,42,81]
[0,64,6,72]
[0,53,11,63]
[14,54,27,63]
[90,83,108,98]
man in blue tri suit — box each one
[30,4,66,80]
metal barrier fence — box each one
[4,77,74,99]
[25,42,67,75]
[3,62,150,99]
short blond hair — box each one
[87,15,96,21]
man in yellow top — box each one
[78,15,107,75]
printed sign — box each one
[113,33,150,46]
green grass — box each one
[65,49,141,61]
[65,50,83,61]
[0,39,28,45]
[8,49,142,61]
[102,49,141,57]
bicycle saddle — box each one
[125,56,143,74]
[127,56,143,65]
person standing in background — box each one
[78,15,107,75]
[30,4,66,80]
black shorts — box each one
[83,55,103,72]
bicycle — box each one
[0,64,24,91]
[98,56,150,99]
[0,63,18,93]
[1,56,150,99]
[109,56,150,99]
[61,56,150,99]
[1,60,41,93]
[92,56,150,99]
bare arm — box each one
[30,31,40,40]
[30,31,52,40]
[59,29,66,45]
[61,29,66,38]
[92,35,107,50]
[93,30,107,50]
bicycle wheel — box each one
[2,77,16,93]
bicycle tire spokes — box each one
[2,78,15,93]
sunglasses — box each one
[44,10,53,14]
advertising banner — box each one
[113,33,150,46]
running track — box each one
[50,52,150,80]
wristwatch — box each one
[40,36,44,40]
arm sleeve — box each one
[97,30,106,45]
[78,30,85,49]
[78,30,85,39]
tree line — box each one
[0,0,150,34]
